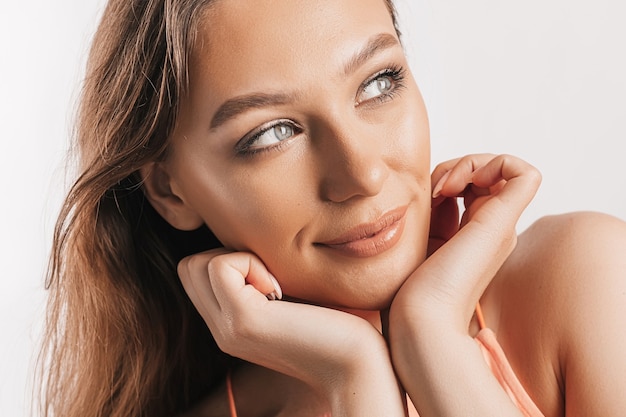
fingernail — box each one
[267,274,283,301]
[432,171,451,198]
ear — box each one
[139,162,204,231]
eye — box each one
[356,66,406,105]
[236,119,300,155]
[256,123,295,146]
[360,76,394,102]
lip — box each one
[316,206,408,258]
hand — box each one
[387,154,541,416]
[177,249,407,416]
[395,154,541,327]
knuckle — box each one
[186,254,207,276]
[179,248,231,279]
[464,153,495,170]
[527,165,543,185]
[176,256,190,279]
[432,161,453,177]
[206,254,229,280]
[496,153,517,171]
[177,255,200,283]
[497,153,512,164]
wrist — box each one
[323,331,406,417]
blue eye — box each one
[270,124,295,142]
[237,119,300,155]
[357,66,406,105]
[360,75,394,101]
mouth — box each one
[315,206,408,258]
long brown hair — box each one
[40,1,400,416]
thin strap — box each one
[226,369,238,417]
[475,301,487,330]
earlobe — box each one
[139,163,204,231]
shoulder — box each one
[492,211,626,415]
[508,211,626,307]
[518,210,626,263]
[500,210,626,330]
[498,211,626,290]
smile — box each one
[316,206,408,258]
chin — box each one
[314,258,423,311]
[279,219,429,310]
[349,279,410,310]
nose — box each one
[314,118,389,203]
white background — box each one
[1,0,625,415]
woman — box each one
[40,0,626,416]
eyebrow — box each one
[342,33,401,77]
[209,32,401,130]
[210,92,296,130]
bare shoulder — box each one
[488,211,626,416]
[518,210,626,263]
[507,211,626,303]
[495,211,625,296]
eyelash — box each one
[357,65,407,106]
[235,65,407,157]
[235,120,302,157]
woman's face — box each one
[164,0,431,309]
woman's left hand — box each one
[388,154,541,416]
[394,153,541,328]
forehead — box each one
[190,0,398,95]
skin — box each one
[145,0,431,311]
[141,0,626,415]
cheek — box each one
[387,91,431,179]
[177,155,316,253]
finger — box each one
[471,154,542,220]
[207,252,281,310]
[178,248,231,317]
[433,153,539,221]
[431,156,463,185]
[410,155,541,327]
[461,180,505,222]
[432,154,497,198]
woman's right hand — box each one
[177,249,407,416]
